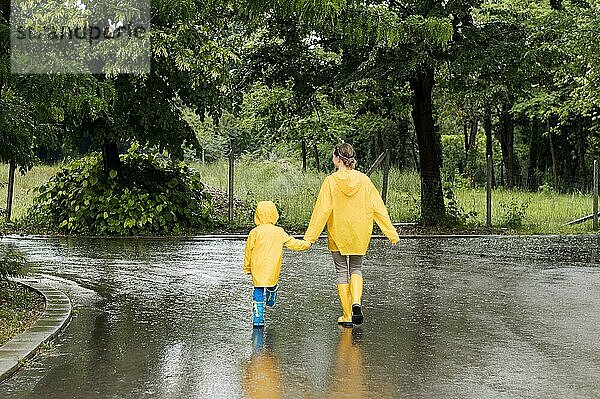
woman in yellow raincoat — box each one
[244,200,310,327]
[304,143,399,327]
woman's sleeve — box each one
[303,178,333,243]
[370,180,400,243]
[243,231,256,274]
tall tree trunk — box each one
[462,121,468,174]
[102,138,122,176]
[497,103,516,188]
[465,118,478,176]
[526,120,540,191]
[410,68,445,226]
[6,160,16,222]
[312,144,320,171]
[410,131,419,170]
[548,126,559,191]
[575,117,587,191]
[484,106,494,187]
[371,135,378,165]
[377,131,385,159]
[301,140,307,172]
[468,119,478,153]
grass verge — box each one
[0,280,45,346]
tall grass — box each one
[1,160,598,234]
[191,160,424,227]
[191,159,329,227]
[456,188,594,234]
[191,160,598,233]
[0,164,60,221]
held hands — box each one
[300,239,312,251]
[285,237,312,251]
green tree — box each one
[236,14,344,170]
[330,2,455,225]
[9,0,238,176]
[437,0,534,188]
[240,1,455,225]
[1,9,78,219]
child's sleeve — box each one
[283,231,311,251]
[243,232,256,274]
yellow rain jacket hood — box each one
[304,170,399,255]
[244,201,310,287]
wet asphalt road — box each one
[1,235,600,398]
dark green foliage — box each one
[0,246,25,281]
[26,147,219,236]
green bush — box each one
[0,246,25,280]
[498,199,530,229]
[25,146,219,236]
[443,187,477,228]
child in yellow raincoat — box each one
[244,201,311,327]
[304,143,399,327]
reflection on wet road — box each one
[1,236,600,398]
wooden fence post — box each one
[486,155,492,228]
[594,159,598,231]
[228,149,234,224]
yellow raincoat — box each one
[304,169,399,255]
[244,201,310,287]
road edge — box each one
[0,278,72,383]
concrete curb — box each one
[0,278,72,383]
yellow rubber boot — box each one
[337,284,353,328]
[350,274,364,325]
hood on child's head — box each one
[254,201,279,226]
